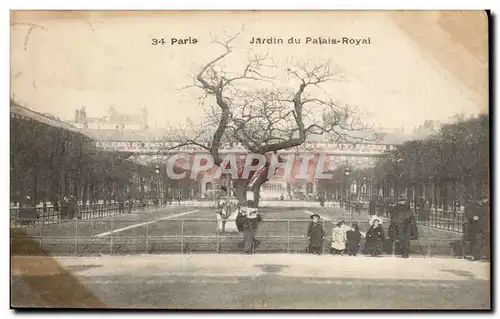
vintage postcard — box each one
[10,10,490,309]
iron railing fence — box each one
[10,201,173,227]
[11,199,470,237]
[321,204,467,234]
[11,218,471,257]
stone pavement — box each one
[11,254,490,309]
[12,254,489,282]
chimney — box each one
[80,106,87,123]
[141,107,149,129]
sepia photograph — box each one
[9,10,490,310]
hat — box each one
[310,214,321,220]
[242,207,259,219]
[369,215,383,226]
[336,220,346,227]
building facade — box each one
[70,108,404,200]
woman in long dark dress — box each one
[365,217,385,257]
[307,214,325,255]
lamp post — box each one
[344,165,351,220]
[363,176,368,200]
[396,157,404,198]
[155,165,160,205]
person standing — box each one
[392,195,417,258]
[365,217,385,257]
[61,196,69,220]
[330,220,348,255]
[127,196,133,214]
[241,204,262,255]
[477,197,490,260]
[118,196,125,214]
[307,214,325,255]
[465,197,489,261]
[346,223,363,256]
[68,196,78,219]
[319,194,325,208]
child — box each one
[307,214,325,255]
[365,217,385,257]
[346,223,363,256]
[330,220,348,255]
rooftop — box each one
[10,101,90,136]
[10,102,425,146]
[85,127,411,145]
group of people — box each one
[307,214,386,257]
[307,195,418,258]
[226,190,488,260]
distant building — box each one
[412,120,441,140]
[70,107,417,199]
[74,106,149,130]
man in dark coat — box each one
[346,223,362,256]
[68,196,78,219]
[119,196,126,214]
[127,196,133,214]
[392,195,417,258]
[242,206,261,255]
[307,214,325,255]
[237,196,262,255]
[464,197,489,261]
[319,195,325,208]
[61,197,70,220]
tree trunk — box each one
[108,184,113,203]
[82,180,89,209]
[433,181,438,210]
[453,179,459,211]
[32,167,38,207]
[441,181,447,211]
[253,187,261,207]
[233,180,247,205]
[251,178,268,207]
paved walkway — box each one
[12,254,489,282]
[11,254,490,309]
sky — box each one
[10,11,488,131]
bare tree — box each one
[168,33,380,205]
